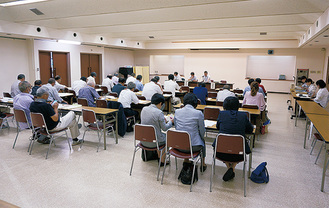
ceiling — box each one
[0,0,329,44]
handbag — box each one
[250,162,269,183]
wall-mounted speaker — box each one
[268,50,274,55]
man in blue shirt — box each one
[112,78,126,96]
[78,81,101,107]
[193,83,208,105]
[135,75,144,91]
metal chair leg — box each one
[310,139,317,155]
[129,147,137,176]
[190,160,197,192]
[210,155,215,192]
[161,153,169,185]
[65,131,71,151]
[80,129,88,149]
[315,143,325,164]
[12,127,20,149]
[97,131,101,152]
[244,161,247,197]
[45,136,54,159]
[175,157,177,170]
[157,149,163,181]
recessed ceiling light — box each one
[149,36,155,39]
[0,0,47,7]
[30,8,44,15]
[324,35,329,38]
[260,32,267,35]
[309,44,313,46]
[315,41,319,42]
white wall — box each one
[104,48,134,77]
[0,38,32,95]
[134,48,325,92]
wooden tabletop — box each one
[82,106,118,114]
[297,100,329,116]
[173,104,261,115]
[307,114,329,142]
[58,93,74,97]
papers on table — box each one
[105,96,116,100]
[1,97,13,103]
[138,100,150,104]
[164,114,174,122]
[297,94,311,99]
[59,104,82,110]
[204,120,217,128]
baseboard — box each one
[267,91,290,94]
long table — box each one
[173,104,260,115]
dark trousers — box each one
[123,108,139,122]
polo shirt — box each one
[30,100,59,130]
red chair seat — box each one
[170,148,200,159]
[314,133,324,141]
[4,113,14,117]
[39,127,68,135]
[87,122,114,130]
[137,142,165,151]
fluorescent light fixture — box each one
[0,0,47,7]
[58,40,81,45]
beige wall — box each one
[134,48,326,92]
[104,48,134,77]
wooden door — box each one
[80,54,90,80]
[327,57,329,91]
[53,52,69,86]
[39,51,51,84]
[90,54,101,84]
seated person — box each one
[213,96,253,181]
[112,78,126,96]
[112,73,119,85]
[188,72,198,82]
[30,87,81,145]
[72,76,87,96]
[255,78,266,94]
[242,82,266,111]
[102,74,114,92]
[314,79,329,108]
[13,81,34,129]
[174,72,182,81]
[201,71,211,83]
[31,80,42,96]
[216,84,235,102]
[164,74,181,104]
[175,93,207,171]
[193,82,208,105]
[118,82,140,121]
[126,73,136,84]
[11,74,25,97]
[300,76,308,90]
[78,80,101,107]
[43,78,67,103]
[243,78,265,97]
[306,78,316,97]
[54,75,67,92]
[140,93,174,165]
[142,78,163,100]
[87,72,97,85]
[135,75,144,91]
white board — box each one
[246,56,296,80]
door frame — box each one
[80,53,102,84]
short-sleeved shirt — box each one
[30,100,59,130]
[112,84,126,96]
[193,86,208,105]
[135,80,144,91]
[78,86,100,107]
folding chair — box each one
[137,95,146,100]
[233,89,243,94]
[310,133,326,164]
[80,109,115,152]
[0,112,14,131]
[13,109,33,149]
[30,112,71,159]
[216,101,224,106]
[181,86,190,92]
[204,107,220,137]
[101,86,109,96]
[96,99,107,108]
[208,92,217,99]
[129,124,165,181]
[161,129,202,192]
[77,98,89,106]
[210,133,248,197]
[109,92,118,98]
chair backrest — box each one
[181,86,190,92]
[96,99,107,108]
[204,107,220,120]
[216,101,224,106]
[134,124,157,143]
[166,129,191,151]
[240,111,251,121]
[78,98,89,106]
[242,104,259,109]
[30,112,49,134]
[68,89,76,97]
[14,109,29,128]
[137,95,146,100]
[82,109,97,124]
[95,84,100,89]
[101,86,108,95]
[109,92,118,98]
[215,133,244,156]
[188,82,198,87]
[133,89,139,92]
[233,89,243,94]
[208,92,217,98]
[163,91,172,95]
[3,92,11,98]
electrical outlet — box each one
[155,70,158,73]
[310,71,316,73]
[317,71,321,74]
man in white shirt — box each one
[87,72,97,85]
[54,75,66,92]
[216,85,235,102]
[102,74,114,92]
[174,72,182,81]
[72,77,87,96]
[188,72,198,82]
[142,78,163,100]
[118,82,140,121]
[126,73,136,84]
[112,73,119,85]
[11,74,25,97]
[164,74,181,104]
[201,71,211,83]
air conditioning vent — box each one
[30,8,44,15]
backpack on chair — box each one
[250,162,269,183]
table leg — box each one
[103,115,106,150]
[115,112,118,144]
[295,102,299,127]
[321,143,328,192]
[304,117,308,149]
